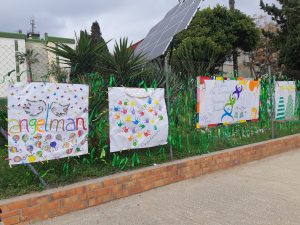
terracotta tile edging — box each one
[1,134,300,225]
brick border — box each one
[1,134,300,225]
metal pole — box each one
[14,40,20,82]
[164,58,173,160]
[1,128,48,188]
[268,65,275,139]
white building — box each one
[0,31,75,98]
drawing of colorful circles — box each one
[45,134,52,141]
[26,145,34,152]
[12,135,20,143]
[36,151,43,157]
[56,134,62,140]
[50,141,57,148]
[69,133,76,140]
[9,146,18,153]
[35,141,43,148]
[66,148,73,154]
[63,142,70,148]
[13,156,22,163]
[44,145,51,152]
[34,133,42,140]
[22,134,28,142]
[28,155,36,163]
[78,130,84,137]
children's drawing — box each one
[8,82,89,165]
[196,77,260,128]
[108,87,168,152]
[275,81,296,121]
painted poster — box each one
[275,81,296,121]
[108,87,168,152]
[8,82,89,165]
[196,77,260,128]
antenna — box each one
[30,16,36,34]
[27,16,40,39]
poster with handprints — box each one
[8,82,89,165]
[196,77,260,128]
[275,81,296,121]
[108,87,168,152]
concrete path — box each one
[37,149,300,225]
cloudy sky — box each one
[1,0,277,49]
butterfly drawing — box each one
[23,99,46,116]
[50,102,70,117]
[23,100,70,117]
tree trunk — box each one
[233,50,239,77]
[229,0,238,76]
[229,0,235,10]
[28,64,33,82]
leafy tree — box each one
[174,5,260,76]
[247,16,280,78]
[260,0,300,79]
[171,37,223,80]
[47,30,107,83]
[90,21,109,73]
[91,21,109,53]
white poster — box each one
[108,87,168,152]
[275,81,296,120]
[8,82,89,165]
[196,77,260,128]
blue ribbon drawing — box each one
[221,85,243,122]
[232,85,243,99]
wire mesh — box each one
[0,51,299,198]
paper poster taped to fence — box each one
[275,81,296,121]
[108,87,168,152]
[196,77,260,128]
[8,82,89,165]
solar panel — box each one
[135,0,201,60]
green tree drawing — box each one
[285,95,294,119]
[276,96,285,120]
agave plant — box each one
[47,30,108,83]
[100,38,148,86]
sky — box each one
[0,0,278,49]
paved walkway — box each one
[37,149,300,225]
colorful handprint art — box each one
[108,87,168,152]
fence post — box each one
[164,59,173,160]
[268,65,275,139]
[14,40,20,82]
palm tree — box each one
[100,38,147,85]
[17,49,39,82]
[47,30,108,83]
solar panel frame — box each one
[135,0,201,60]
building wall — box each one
[25,41,49,82]
[0,32,75,97]
[46,41,75,83]
[223,53,252,78]
[0,37,27,98]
